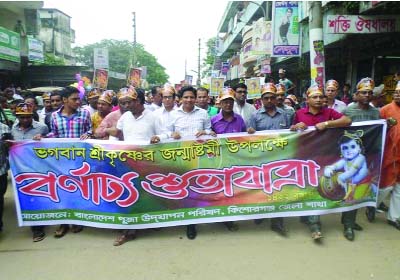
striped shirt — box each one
[50,106,92,138]
[342,103,380,121]
[167,106,211,137]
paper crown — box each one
[357,78,375,91]
[261,83,277,95]
[99,90,114,105]
[326,79,339,90]
[278,68,286,74]
[218,87,235,101]
[87,88,101,99]
[42,92,51,100]
[396,81,400,91]
[275,83,286,94]
[117,86,138,100]
[162,84,176,95]
[306,84,323,97]
[15,102,33,115]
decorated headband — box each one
[261,83,277,95]
[218,87,235,101]
[326,79,339,90]
[357,78,375,91]
[306,84,323,97]
[275,83,286,94]
[15,102,33,115]
[117,86,138,100]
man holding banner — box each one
[247,83,290,236]
[290,84,352,240]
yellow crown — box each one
[15,102,33,115]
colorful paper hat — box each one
[98,90,114,105]
[261,83,277,95]
[15,102,33,115]
[396,81,400,91]
[278,68,286,74]
[357,78,375,91]
[372,84,386,97]
[306,84,323,97]
[326,79,339,90]
[275,83,286,94]
[87,88,101,99]
[42,92,51,100]
[117,86,138,100]
[287,94,298,104]
[218,87,235,101]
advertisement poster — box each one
[246,78,261,99]
[210,78,224,97]
[252,19,272,55]
[9,121,385,229]
[127,68,141,87]
[93,69,109,89]
[272,1,301,57]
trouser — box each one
[0,173,7,228]
[341,210,357,228]
[31,226,45,234]
[300,215,321,232]
[379,183,400,222]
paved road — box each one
[0,185,399,280]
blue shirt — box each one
[249,106,290,131]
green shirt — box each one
[207,106,219,117]
[343,103,380,121]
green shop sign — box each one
[0,26,21,63]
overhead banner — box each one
[93,48,109,69]
[0,26,20,63]
[251,19,272,55]
[9,121,385,229]
[327,15,399,34]
[27,37,44,63]
[272,1,300,57]
[93,69,109,89]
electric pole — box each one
[197,38,201,86]
[131,12,137,67]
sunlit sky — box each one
[43,0,229,84]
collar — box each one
[177,105,200,113]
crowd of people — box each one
[0,69,399,246]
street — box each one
[0,180,399,280]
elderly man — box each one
[378,81,400,230]
[233,83,256,128]
[290,85,351,241]
[340,78,380,241]
[211,88,246,232]
[11,103,49,242]
[167,85,216,240]
[154,85,177,138]
[325,80,347,113]
[196,87,218,117]
[247,83,290,236]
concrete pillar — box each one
[309,1,325,89]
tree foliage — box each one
[202,37,217,78]
[73,39,169,85]
[42,53,65,65]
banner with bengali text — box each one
[9,121,385,229]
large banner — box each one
[10,121,386,229]
[251,19,272,55]
[0,26,20,63]
[93,69,109,89]
[272,1,300,57]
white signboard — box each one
[27,37,44,63]
[94,48,109,69]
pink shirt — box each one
[293,107,343,126]
[94,109,122,139]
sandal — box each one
[311,231,323,240]
[54,225,69,238]
[113,231,137,246]
[71,225,83,233]
[33,231,45,242]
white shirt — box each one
[233,102,256,128]
[168,106,211,138]
[328,99,347,113]
[153,106,177,139]
[116,109,156,144]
